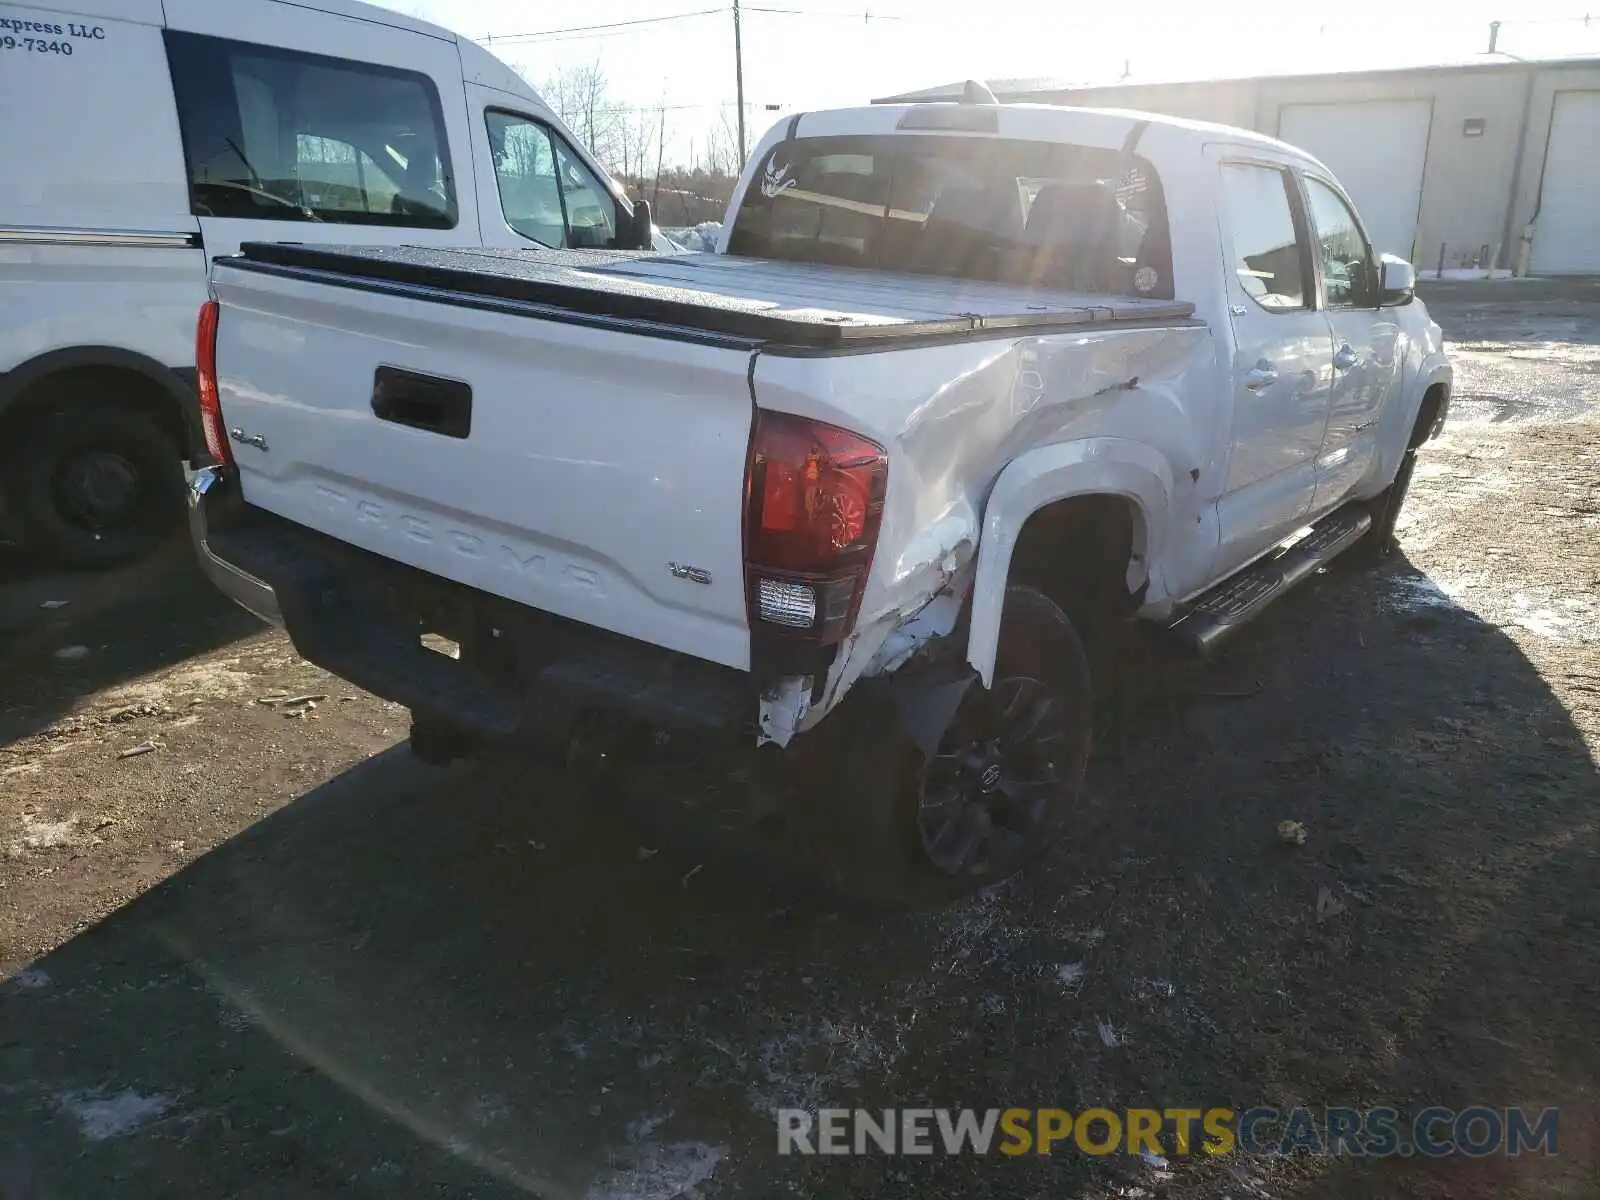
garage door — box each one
[1531,91,1600,274]
[1278,100,1432,262]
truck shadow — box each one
[0,538,263,749]
[1,553,1595,1199]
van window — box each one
[485,110,620,249]
[726,134,1173,298]
[164,32,455,228]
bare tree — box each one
[539,60,620,167]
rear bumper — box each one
[187,466,754,741]
[189,467,281,625]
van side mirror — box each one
[1379,254,1416,306]
[629,198,654,250]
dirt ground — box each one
[1,282,1597,1199]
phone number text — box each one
[1,35,74,53]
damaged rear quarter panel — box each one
[751,322,1218,728]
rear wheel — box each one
[819,585,1094,905]
[13,403,185,568]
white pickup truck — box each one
[189,100,1451,899]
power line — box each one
[744,5,904,17]
[478,8,726,46]
[476,2,922,44]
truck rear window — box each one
[726,134,1172,299]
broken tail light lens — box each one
[744,409,887,646]
[195,300,232,467]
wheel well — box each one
[0,366,191,468]
[1414,382,1450,445]
[1007,494,1144,627]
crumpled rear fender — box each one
[966,438,1174,686]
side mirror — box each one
[1379,254,1416,306]
[629,198,654,250]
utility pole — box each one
[732,0,747,167]
[653,94,666,209]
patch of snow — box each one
[1416,268,1515,280]
[1095,1019,1126,1048]
[746,1019,893,1115]
[926,887,1029,978]
[627,1113,672,1143]
[11,968,52,990]
[584,1140,724,1200]
[1383,575,1466,614]
[13,814,81,852]
[1509,593,1575,641]
[56,1089,173,1141]
[1054,962,1086,991]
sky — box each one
[373,0,1600,164]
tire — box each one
[12,403,185,568]
[408,710,479,766]
[816,584,1095,906]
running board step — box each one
[1166,504,1372,655]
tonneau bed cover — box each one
[229,242,1197,350]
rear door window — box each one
[727,134,1173,298]
[165,32,455,228]
[1218,163,1308,310]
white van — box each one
[0,0,656,566]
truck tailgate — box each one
[209,264,756,670]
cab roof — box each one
[781,102,1313,162]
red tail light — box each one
[744,409,887,646]
[195,300,232,466]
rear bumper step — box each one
[188,467,753,741]
[1166,504,1372,655]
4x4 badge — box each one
[667,562,712,585]
[229,428,268,452]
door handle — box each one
[1244,364,1279,390]
[1333,344,1361,371]
[371,366,472,439]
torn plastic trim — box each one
[757,674,812,748]
[855,583,978,756]
[862,590,965,677]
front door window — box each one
[486,110,619,249]
[1303,176,1375,308]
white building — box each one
[876,55,1600,275]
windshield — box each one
[726,133,1172,298]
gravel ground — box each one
[1,283,1597,1199]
